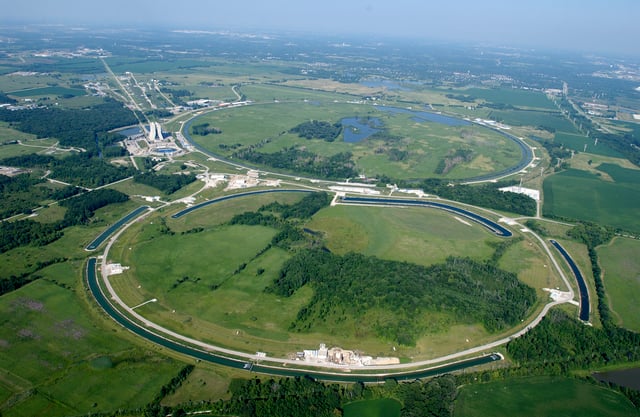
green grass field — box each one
[489,109,578,133]
[0,279,182,417]
[307,205,500,266]
[454,376,639,417]
[543,166,640,234]
[343,398,402,417]
[8,86,86,97]
[105,196,550,359]
[554,132,622,158]
[598,238,640,332]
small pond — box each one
[593,368,640,390]
[341,117,384,143]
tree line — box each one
[0,188,128,254]
[419,178,537,216]
[133,172,197,194]
[1,152,137,188]
[0,99,137,154]
[190,122,222,136]
[233,147,358,180]
[289,120,342,142]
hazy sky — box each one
[4,0,640,56]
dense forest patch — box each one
[267,250,535,345]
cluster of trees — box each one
[419,179,537,216]
[445,93,476,103]
[0,219,62,253]
[233,147,358,179]
[133,172,197,194]
[0,91,16,104]
[148,374,458,417]
[289,120,342,142]
[507,308,640,373]
[388,147,409,162]
[0,188,128,254]
[219,376,342,417]
[229,192,330,250]
[0,173,50,218]
[190,122,222,136]
[534,137,573,168]
[259,192,330,219]
[0,99,136,154]
[49,154,137,188]
[434,148,474,175]
[0,257,67,296]
[267,250,536,345]
[59,188,129,227]
[1,153,137,188]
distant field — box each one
[343,398,401,417]
[306,204,500,266]
[454,376,639,417]
[463,87,557,110]
[554,132,621,158]
[488,109,578,133]
[598,238,640,332]
[8,86,85,97]
[543,167,640,233]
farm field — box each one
[461,87,558,110]
[597,238,640,332]
[543,165,640,234]
[454,376,639,417]
[554,132,622,158]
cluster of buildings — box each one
[297,344,399,367]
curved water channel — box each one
[550,239,590,321]
[87,190,516,380]
[87,255,501,381]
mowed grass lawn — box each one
[543,165,640,234]
[454,376,639,417]
[598,237,640,332]
[343,398,402,417]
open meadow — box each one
[188,99,523,180]
[597,237,640,332]
[454,376,639,417]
